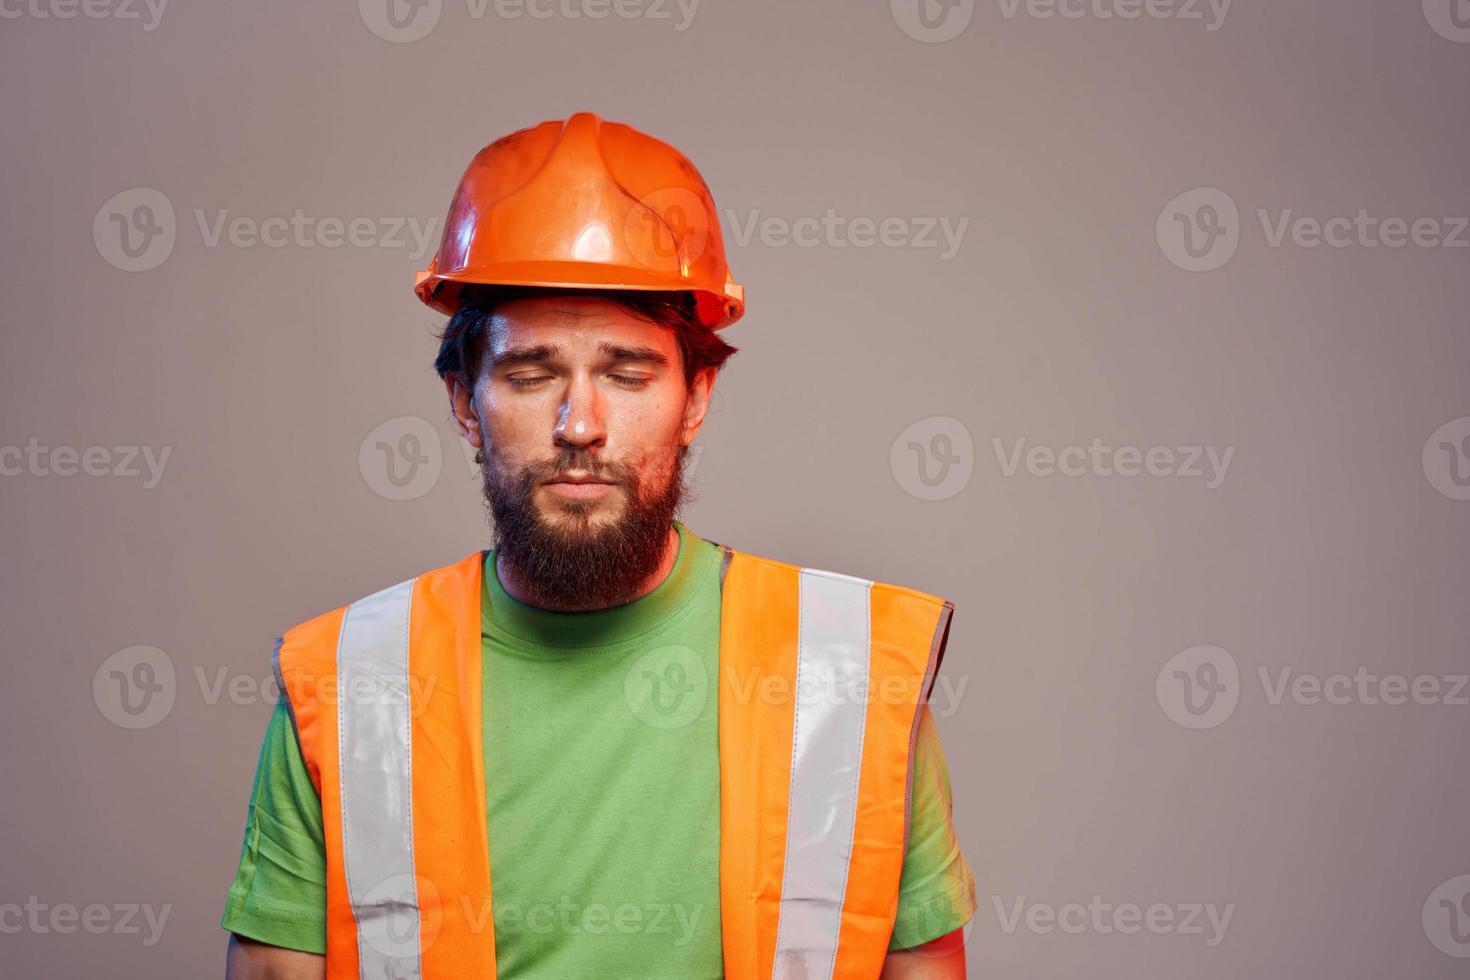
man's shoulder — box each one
[279,550,485,646]
[722,543,952,611]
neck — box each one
[495,523,680,612]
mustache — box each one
[510,449,635,487]
[534,463,626,487]
[477,444,687,494]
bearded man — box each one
[222,112,975,980]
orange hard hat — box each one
[415,112,745,330]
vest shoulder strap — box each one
[717,545,955,979]
[272,551,490,980]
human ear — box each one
[680,367,718,444]
[444,373,484,450]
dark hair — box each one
[433,284,739,389]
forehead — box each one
[485,296,676,356]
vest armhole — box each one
[269,635,304,749]
[924,599,955,704]
[716,542,734,591]
[903,599,955,859]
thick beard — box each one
[479,443,690,611]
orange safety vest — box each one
[274,542,954,980]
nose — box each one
[552,373,607,453]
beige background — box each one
[2,0,1469,976]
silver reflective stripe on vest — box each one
[771,567,873,980]
[336,577,423,980]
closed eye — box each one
[505,374,652,389]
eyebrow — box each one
[490,341,671,369]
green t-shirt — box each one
[222,520,975,974]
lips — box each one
[545,475,615,486]
[543,475,617,501]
